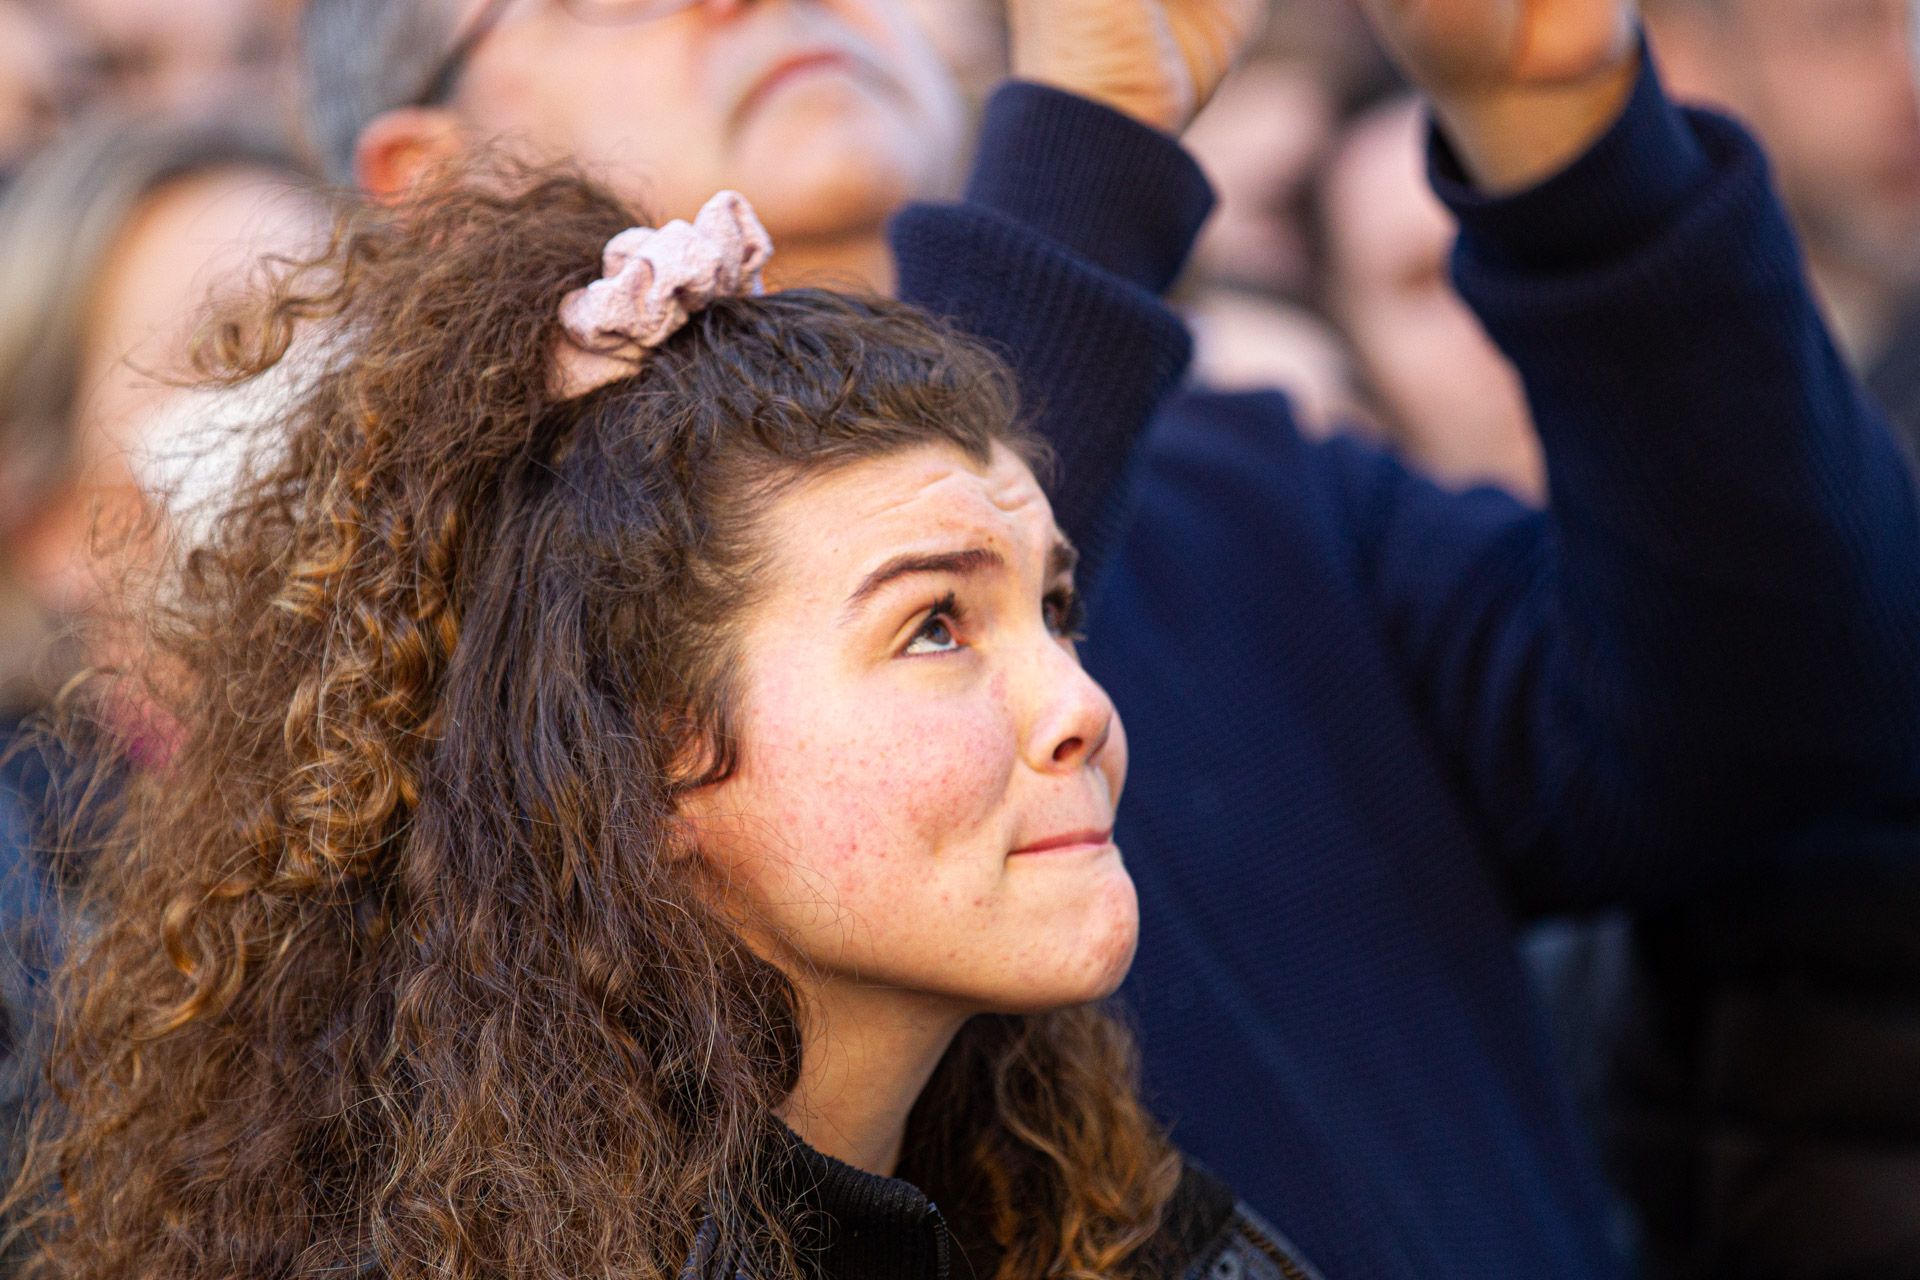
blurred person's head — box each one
[0,1,82,173]
[1185,57,1338,298]
[0,120,322,704]
[1319,96,1543,501]
[1646,0,1920,348]
[56,0,287,116]
[301,0,967,288]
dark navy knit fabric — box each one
[900,56,1920,1279]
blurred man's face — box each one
[1698,0,1920,278]
[448,0,966,246]
[60,0,282,115]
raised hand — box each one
[1361,0,1636,94]
[1355,0,1642,190]
[1005,0,1267,134]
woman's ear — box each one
[353,107,470,204]
[663,809,706,864]
[666,736,723,863]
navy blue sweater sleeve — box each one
[963,81,1215,294]
[1345,55,1920,912]
[890,85,1202,585]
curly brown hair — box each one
[7,166,1184,1280]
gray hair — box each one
[298,0,459,185]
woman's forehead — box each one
[781,441,1045,527]
[756,443,1060,603]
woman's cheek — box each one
[831,689,1017,856]
[741,673,1009,854]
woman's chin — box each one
[988,880,1141,1014]
[1071,867,1142,999]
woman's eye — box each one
[1044,587,1085,640]
[903,598,963,656]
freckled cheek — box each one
[845,699,1017,848]
[753,694,1019,869]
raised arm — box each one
[887,164,1192,586]
[1341,41,1920,911]
[890,0,1260,583]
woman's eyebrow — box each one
[843,547,1002,619]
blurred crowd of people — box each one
[2,0,1920,1277]
[6,0,1919,709]
[1181,0,1920,493]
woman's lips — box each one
[1010,829,1115,856]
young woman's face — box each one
[679,442,1137,1016]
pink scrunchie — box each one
[552,190,774,399]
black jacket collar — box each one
[765,1126,951,1280]
[725,1124,1242,1280]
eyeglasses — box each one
[408,0,708,108]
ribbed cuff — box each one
[964,80,1216,294]
[1430,41,1709,273]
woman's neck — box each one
[778,982,969,1177]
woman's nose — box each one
[1026,646,1116,774]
